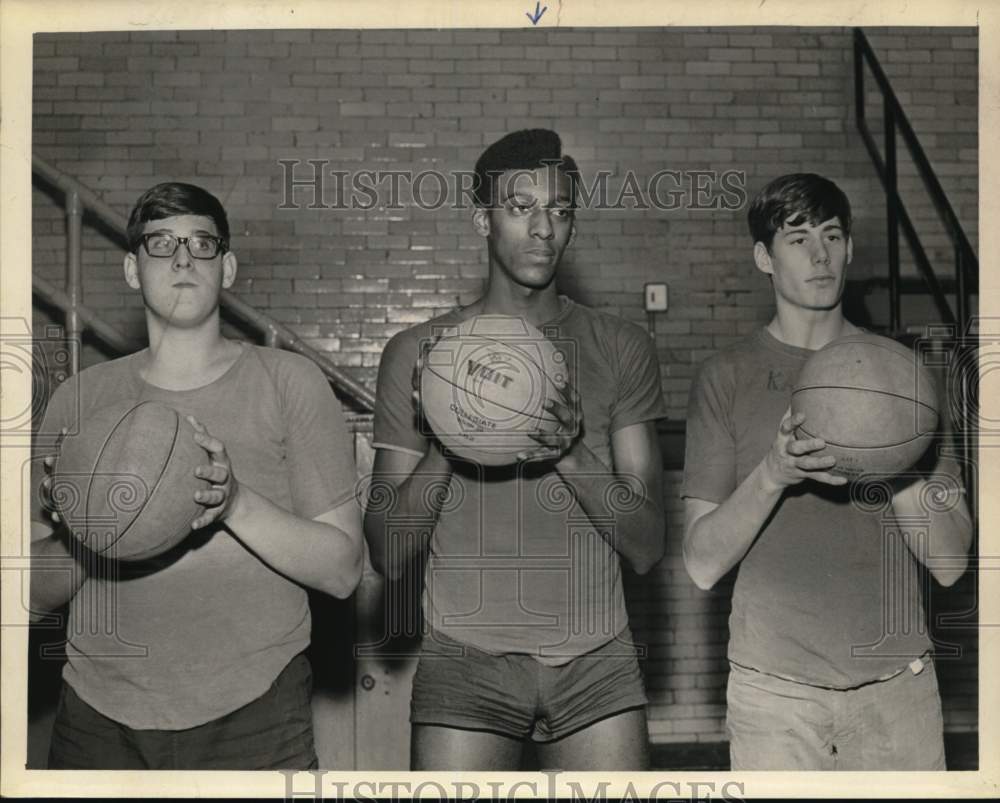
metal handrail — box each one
[32,275,142,354]
[853,28,978,517]
[853,28,979,332]
[31,155,375,412]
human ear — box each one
[472,207,491,238]
[123,252,141,289]
[221,251,238,289]
[753,241,774,276]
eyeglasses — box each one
[139,233,227,259]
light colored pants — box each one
[726,658,946,771]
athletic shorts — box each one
[410,630,648,742]
[47,652,317,770]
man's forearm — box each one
[224,487,363,599]
[554,445,665,575]
[892,477,973,587]
[683,460,785,590]
[364,445,453,579]
[30,527,87,617]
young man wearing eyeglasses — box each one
[29,182,364,769]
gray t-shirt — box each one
[373,298,668,663]
[682,327,937,689]
[31,343,357,729]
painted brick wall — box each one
[30,26,979,746]
[32,26,978,416]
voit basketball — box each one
[419,315,572,466]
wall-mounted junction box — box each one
[644,282,668,312]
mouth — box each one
[172,281,198,288]
[525,249,555,259]
[807,275,836,284]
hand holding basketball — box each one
[412,334,440,412]
[517,381,581,464]
[762,408,848,492]
[40,427,69,525]
[790,333,939,479]
[188,417,240,529]
[419,315,567,465]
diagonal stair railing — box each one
[853,27,978,333]
[853,27,978,516]
[31,155,375,413]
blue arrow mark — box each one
[526,2,547,24]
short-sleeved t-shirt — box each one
[682,327,938,689]
[30,343,357,729]
[373,298,667,664]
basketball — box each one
[791,333,939,480]
[50,400,210,561]
[419,315,569,465]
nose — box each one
[529,208,554,240]
[172,239,194,269]
[811,240,830,265]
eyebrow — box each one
[782,223,843,236]
[146,227,218,236]
[499,192,573,207]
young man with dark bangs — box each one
[682,173,972,770]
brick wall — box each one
[30,26,979,746]
[33,27,978,415]
[863,29,978,281]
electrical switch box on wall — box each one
[644,282,668,312]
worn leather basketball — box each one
[50,400,210,561]
[791,333,939,480]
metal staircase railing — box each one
[853,27,978,515]
[31,155,375,414]
[853,27,978,333]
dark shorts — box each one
[410,630,648,743]
[47,653,317,770]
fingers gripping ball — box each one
[790,333,940,480]
[51,400,211,561]
[419,315,568,465]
